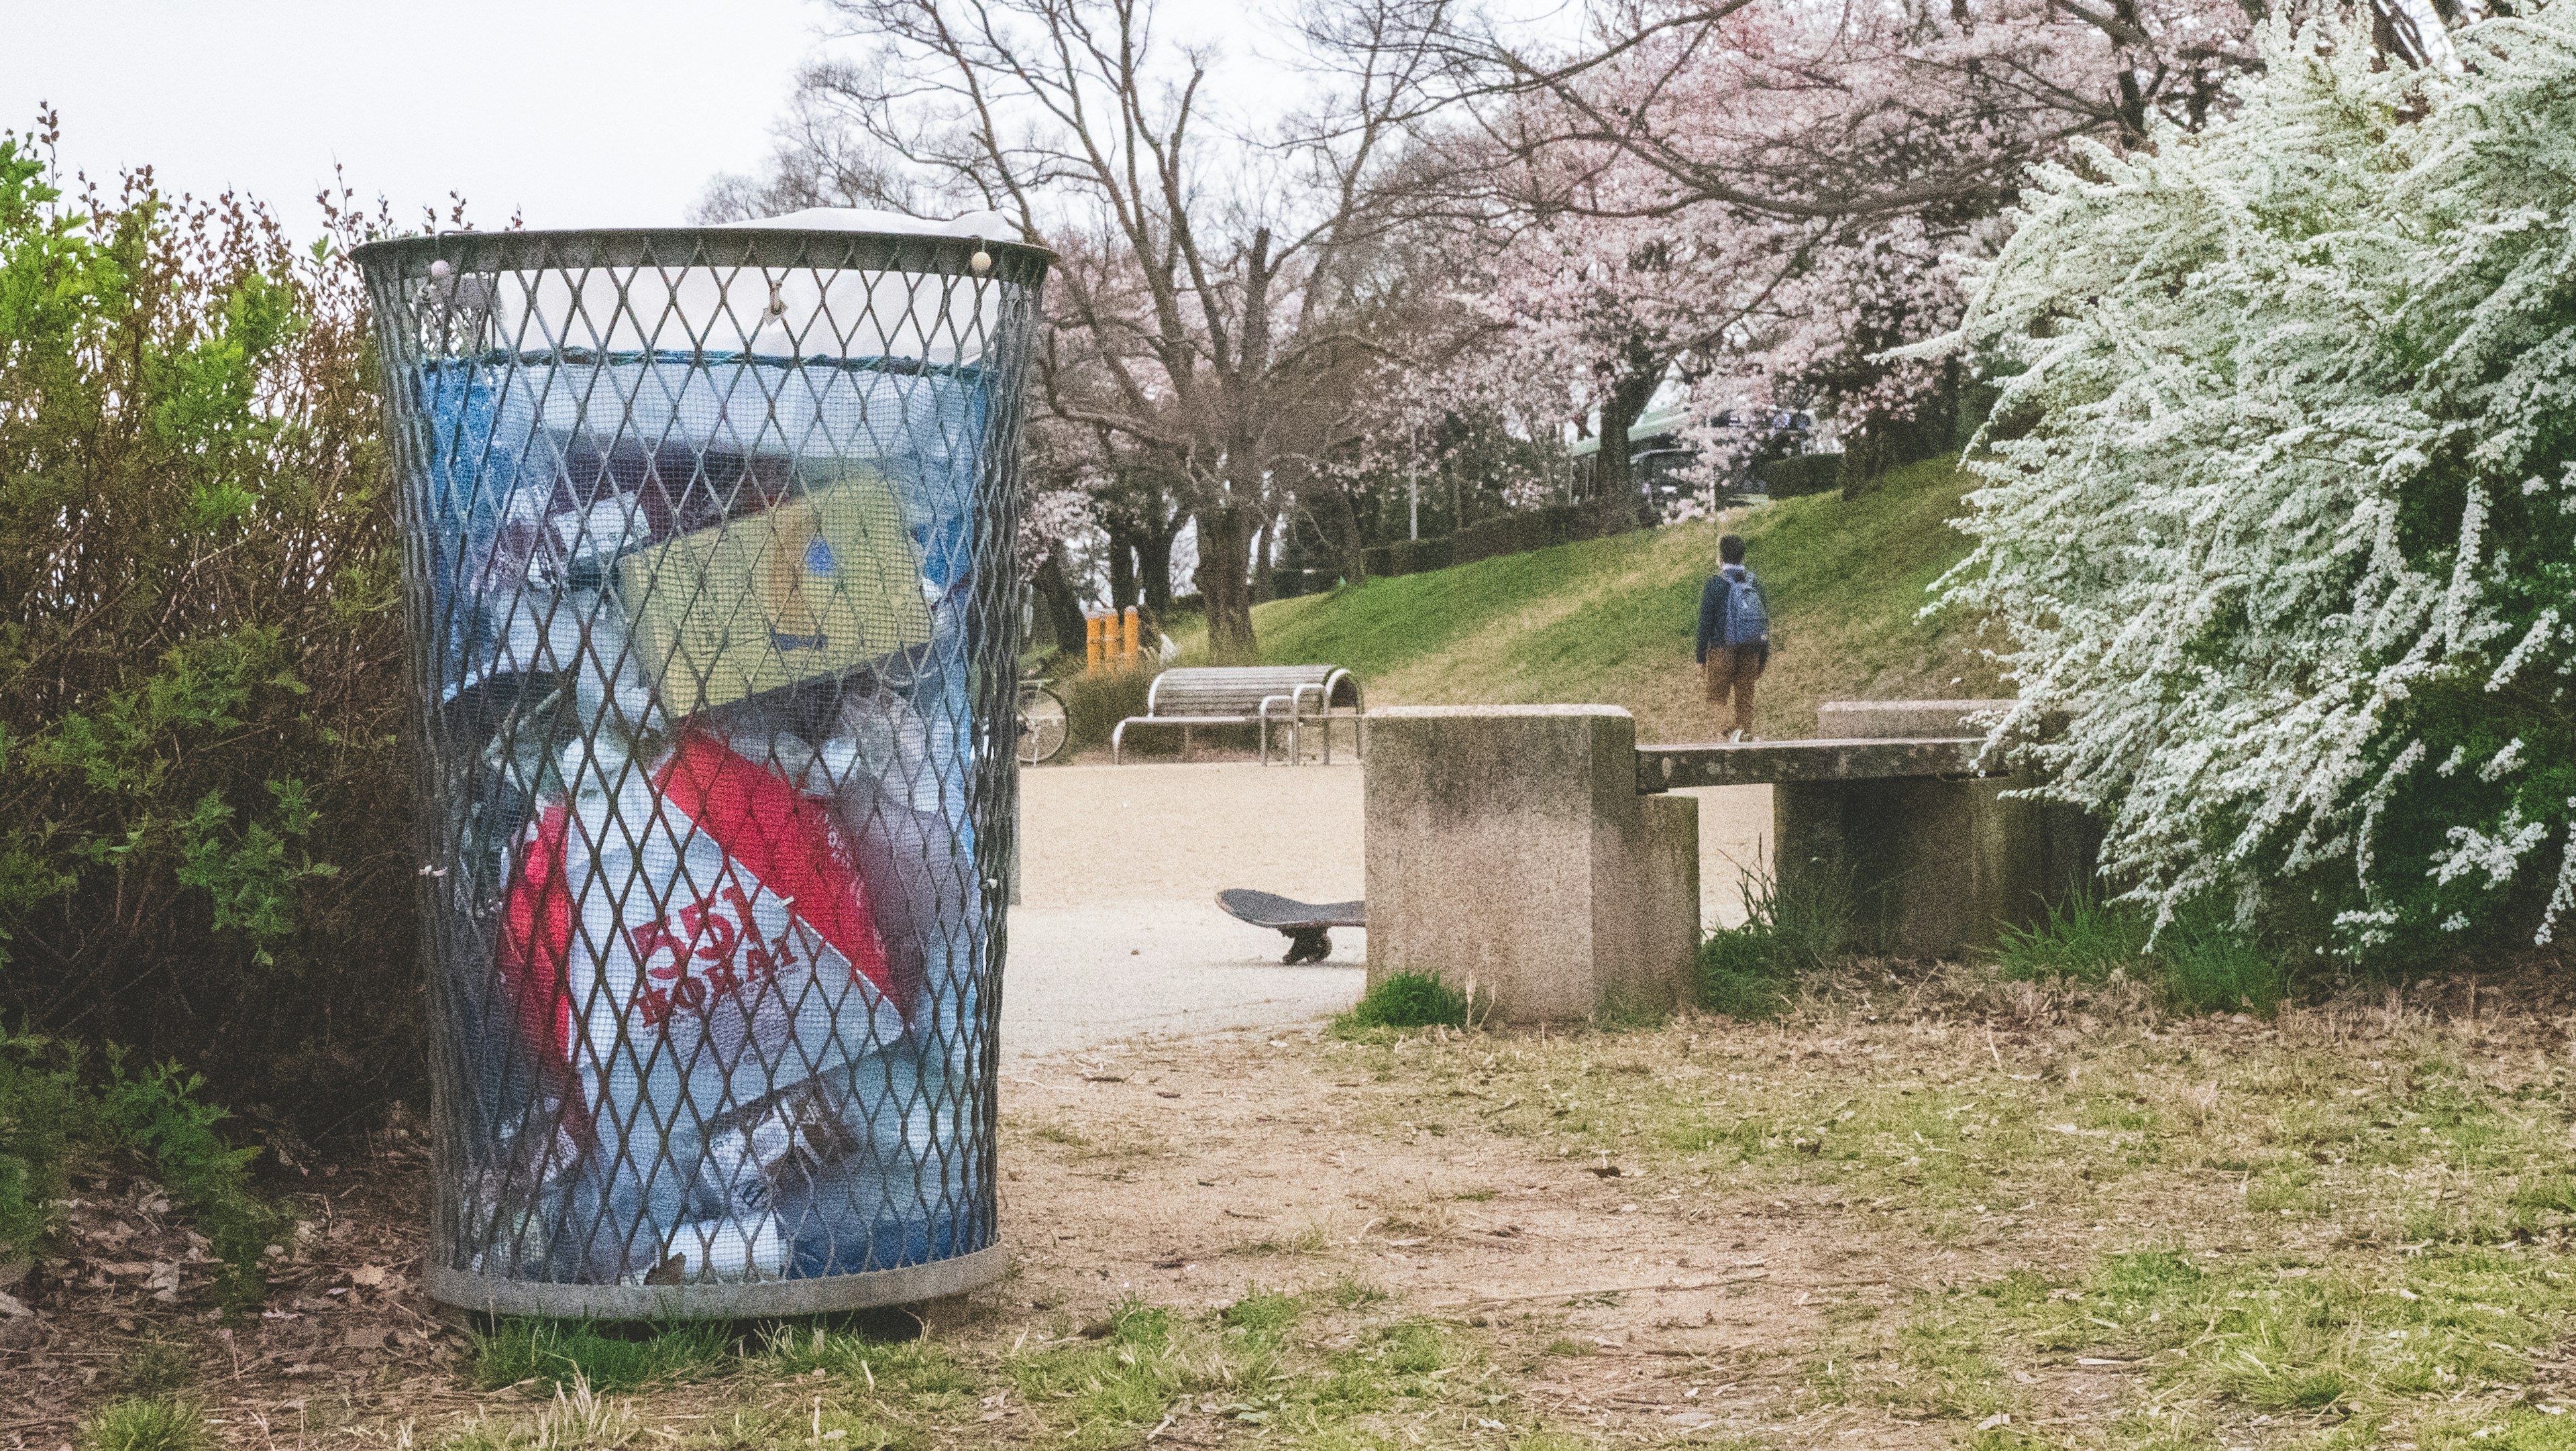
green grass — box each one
[2157,912,2289,1016]
[1323,1273,1390,1308]
[1332,972,1472,1035]
[1694,857,1852,1018]
[996,1295,1487,1450]
[435,1380,642,1451]
[78,1399,213,1451]
[115,1337,195,1397]
[1195,458,2001,741]
[1996,886,2152,984]
[1993,890,2290,1015]
[467,1318,732,1393]
[1220,1287,1303,1335]
[753,1324,979,1398]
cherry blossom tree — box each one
[707,0,1459,659]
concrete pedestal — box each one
[1778,701,2098,958]
[1363,706,1698,1022]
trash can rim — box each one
[423,1244,1010,1319]
[350,226,1056,276]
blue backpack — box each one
[1721,565,1769,646]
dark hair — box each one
[1719,533,1746,564]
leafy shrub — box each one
[1059,665,1157,754]
[0,113,419,1128]
[0,1028,96,1257]
[1332,972,1469,1034]
[0,1030,287,1308]
[99,1057,291,1311]
[1754,453,1843,498]
[1933,11,2576,961]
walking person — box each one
[1695,534,1770,741]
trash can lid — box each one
[720,206,1015,241]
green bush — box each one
[99,1057,291,1311]
[1755,453,1843,498]
[1358,536,1456,579]
[1351,494,1643,584]
[1332,972,1469,1034]
[0,114,418,1128]
[0,1030,287,1308]
[0,1028,95,1258]
[1059,666,1157,754]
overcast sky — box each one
[1,0,828,233]
[3,1,1575,239]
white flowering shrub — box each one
[1933,7,2576,957]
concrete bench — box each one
[1112,665,1363,764]
[1363,701,2098,1022]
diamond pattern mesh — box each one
[353,229,1043,1298]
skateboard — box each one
[1217,888,1366,965]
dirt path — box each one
[998,1028,1918,1446]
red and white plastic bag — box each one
[496,729,908,1279]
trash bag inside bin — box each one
[415,346,997,1287]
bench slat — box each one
[1146,666,1356,718]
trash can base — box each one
[423,1242,1008,1321]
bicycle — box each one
[1016,677,1070,765]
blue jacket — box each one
[1695,566,1768,664]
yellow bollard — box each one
[1085,613,1106,674]
[1122,606,1141,666]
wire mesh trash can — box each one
[354,219,1049,1318]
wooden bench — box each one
[1112,665,1364,765]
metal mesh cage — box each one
[354,227,1049,1317]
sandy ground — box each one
[999,762,1772,1058]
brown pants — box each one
[1703,645,1765,736]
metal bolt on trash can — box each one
[354,215,1049,1318]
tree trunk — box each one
[1591,371,1658,514]
[1138,517,1177,614]
[1320,486,1370,586]
[1839,425,1896,500]
[1105,523,1140,610]
[1032,545,1088,658]
[1252,510,1276,604]
[1196,505,1260,661]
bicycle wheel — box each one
[1018,684,1070,765]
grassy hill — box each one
[1195,457,2006,743]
